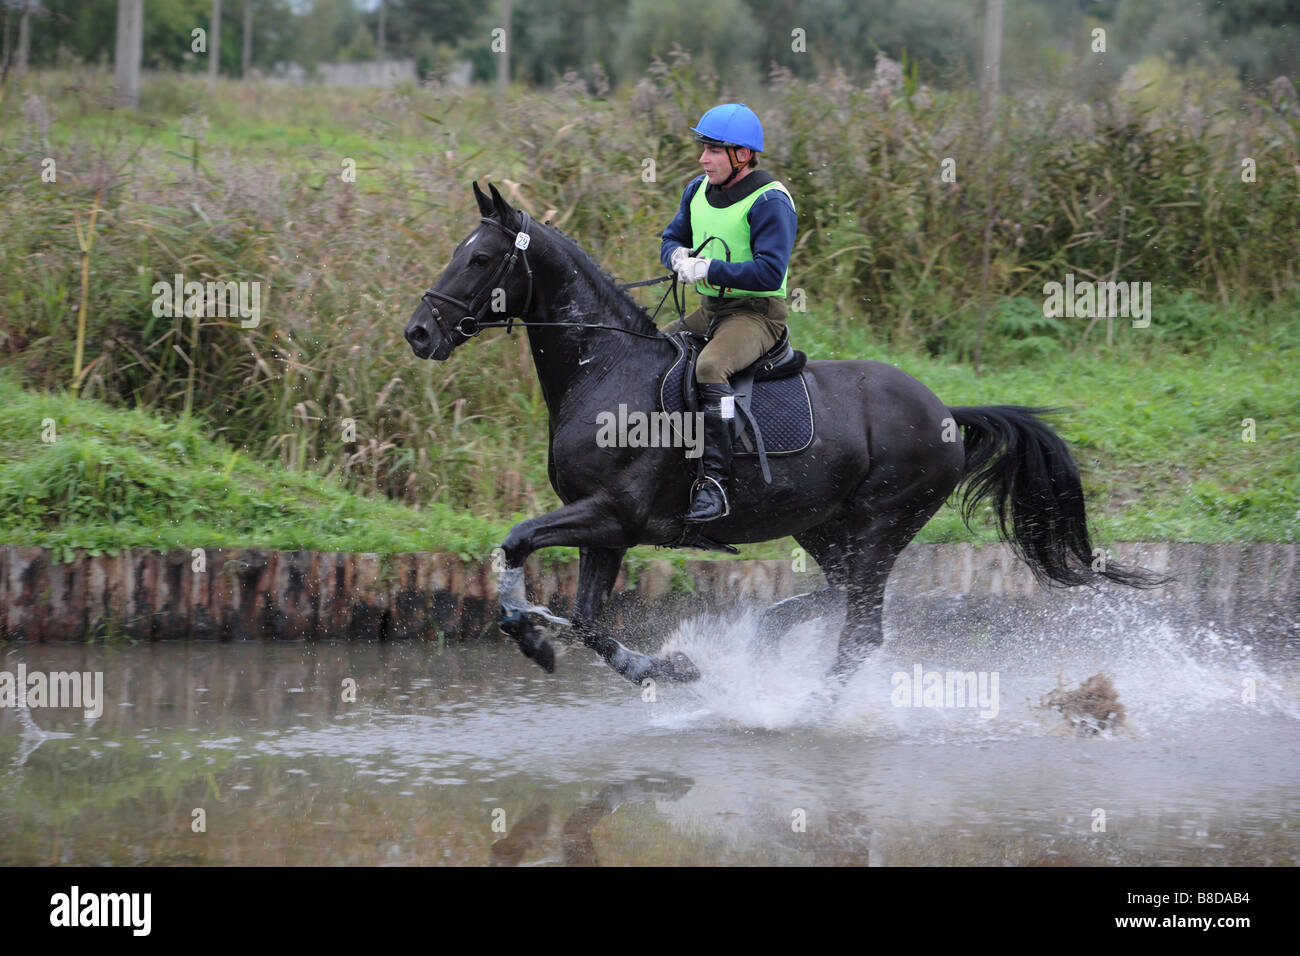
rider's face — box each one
[699,145,749,184]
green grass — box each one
[0,368,511,562]
[794,302,1300,545]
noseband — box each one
[421,211,534,341]
[417,211,676,345]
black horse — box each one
[405,183,1159,686]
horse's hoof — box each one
[651,651,700,684]
[501,617,556,674]
[527,633,556,673]
[613,648,699,686]
[535,650,556,673]
[616,650,653,685]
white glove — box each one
[681,256,712,284]
[669,246,689,272]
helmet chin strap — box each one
[719,145,747,189]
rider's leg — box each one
[683,381,735,522]
[693,299,786,383]
[659,306,712,337]
[685,298,787,522]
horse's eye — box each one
[470,252,490,266]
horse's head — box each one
[405,181,534,361]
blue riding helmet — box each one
[691,103,764,152]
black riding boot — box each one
[684,382,735,523]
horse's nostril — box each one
[408,325,428,344]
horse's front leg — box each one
[569,547,699,685]
[496,499,626,673]
[496,500,697,683]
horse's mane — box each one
[514,214,663,335]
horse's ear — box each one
[487,182,517,229]
[472,181,493,217]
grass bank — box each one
[0,369,511,562]
[2,301,1295,569]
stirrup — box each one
[686,475,731,521]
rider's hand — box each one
[681,257,712,284]
[669,246,689,273]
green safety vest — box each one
[689,179,795,298]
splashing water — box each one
[652,595,1300,743]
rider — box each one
[660,103,798,523]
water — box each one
[2,596,1297,865]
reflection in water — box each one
[491,804,552,866]
[488,775,698,867]
[2,595,1299,865]
[558,775,696,866]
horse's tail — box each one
[948,405,1167,588]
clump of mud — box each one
[1041,672,1126,735]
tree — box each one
[1215,0,1300,82]
[617,0,763,82]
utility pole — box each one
[15,0,32,79]
[497,0,510,98]
[377,0,386,60]
[209,0,220,89]
[242,0,251,77]
[973,0,1002,374]
[979,0,1002,138]
[114,0,143,109]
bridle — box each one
[418,211,728,344]
[421,211,535,341]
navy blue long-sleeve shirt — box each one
[660,171,797,293]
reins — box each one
[422,214,731,342]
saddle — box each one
[659,327,815,485]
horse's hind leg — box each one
[753,522,849,656]
[833,500,950,678]
[572,547,700,685]
[753,587,840,652]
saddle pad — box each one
[659,348,815,456]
